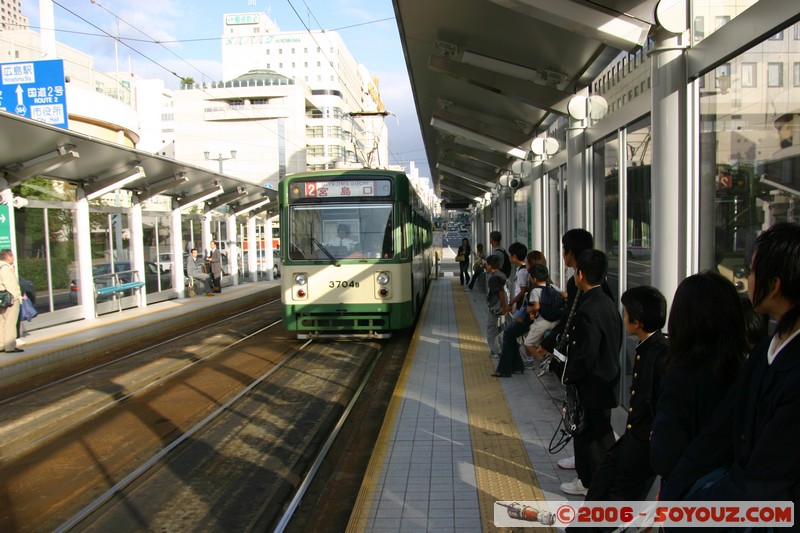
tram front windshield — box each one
[289,204,394,260]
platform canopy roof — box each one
[392,0,658,209]
[0,111,278,216]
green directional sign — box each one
[0,204,11,250]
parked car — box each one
[241,249,281,278]
[611,239,651,259]
[69,261,172,304]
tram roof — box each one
[392,0,658,209]
[0,111,278,215]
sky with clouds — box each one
[22,0,429,176]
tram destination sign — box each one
[0,59,69,129]
[303,179,392,198]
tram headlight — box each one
[376,272,390,285]
[294,273,308,286]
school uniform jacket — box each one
[627,331,669,443]
[561,286,622,410]
[661,335,800,502]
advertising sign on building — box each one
[0,59,69,129]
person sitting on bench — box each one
[186,248,213,296]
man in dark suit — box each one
[557,249,622,496]
[206,240,222,293]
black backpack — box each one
[538,284,567,321]
[496,248,512,278]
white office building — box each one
[153,11,391,187]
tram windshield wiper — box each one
[311,237,340,266]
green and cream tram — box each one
[279,169,433,338]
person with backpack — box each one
[485,254,509,369]
[493,244,532,376]
[487,230,512,279]
[520,263,566,368]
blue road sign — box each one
[0,59,69,129]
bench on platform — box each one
[93,270,146,313]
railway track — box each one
[0,298,408,532]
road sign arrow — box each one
[15,84,23,106]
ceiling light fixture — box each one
[233,196,271,216]
[175,183,224,210]
[85,165,146,200]
[430,117,528,159]
[137,173,189,202]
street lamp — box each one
[204,150,237,174]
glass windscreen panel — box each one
[289,204,394,260]
[690,1,760,45]
[699,23,800,295]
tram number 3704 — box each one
[328,280,361,288]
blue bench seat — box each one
[95,281,146,296]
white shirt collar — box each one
[767,327,800,365]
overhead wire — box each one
[44,2,422,174]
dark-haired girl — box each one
[650,271,747,485]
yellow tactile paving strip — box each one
[452,278,545,529]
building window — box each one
[317,61,321,67]
[794,63,800,87]
[279,48,283,54]
[769,30,784,40]
[794,22,800,40]
[768,63,784,87]
[304,62,308,68]
[741,62,757,88]
[693,16,704,41]
[715,16,730,30]
[266,49,270,55]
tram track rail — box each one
[0,294,411,532]
[57,339,314,532]
[0,299,283,462]
[57,339,384,532]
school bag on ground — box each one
[538,284,567,321]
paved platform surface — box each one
[347,275,591,532]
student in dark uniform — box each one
[556,249,622,496]
[662,223,800,503]
[585,285,668,502]
[650,271,747,488]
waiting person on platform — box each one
[662,223,800,502]
[531,229,611,475]
[457,237,471,286]
[485,254,509,366]
[206,240,222,294]
[468,243,486,290]
[650,271,747,489]
[549,249,622,496]
[506,242,529,315]
[585,285,668,502]
[520,262,563,370]
[186,248,214,296]
[0,249,23,353]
